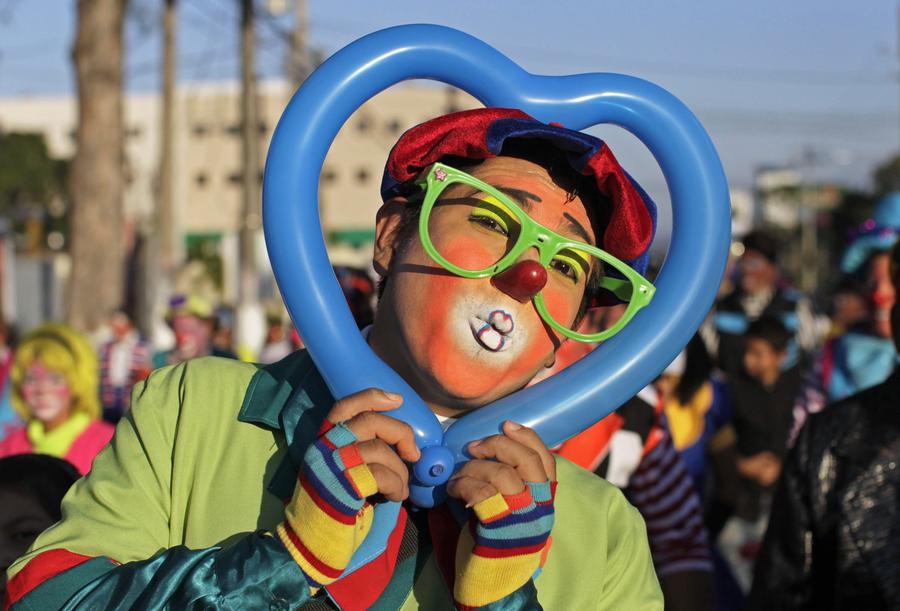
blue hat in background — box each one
[840,192,900,274]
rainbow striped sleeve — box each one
[277,422,378,590]
[453,481,556,610]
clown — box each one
[790,193,899,444]
[6,109,664,610]
[0,324,113,476]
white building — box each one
[0,81,478,312]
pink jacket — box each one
[0,420,115,475]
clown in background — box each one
[152,294,237,369]
[790,192,899,444]
[97,309,152,424]
[0,324,113,476]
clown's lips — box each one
[469,309,515,352]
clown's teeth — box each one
[489,310,514,334]
[475,323,506,352]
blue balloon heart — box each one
[263,24,730,507]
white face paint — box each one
[449,294,528,362]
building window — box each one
[356,116,372,133]
[227,172,242,184]
[195,172,209,187]
[386,119,402,135]
[226,124,241,136]
[193,124,209,137]
[356,168,370,184]
[322,168,337,183]
[126,126,142,139]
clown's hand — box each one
[276,388,419,592]
[447,421,557,610]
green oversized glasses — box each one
[415,162,656,343]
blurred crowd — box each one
[2,191,899,609]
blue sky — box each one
[1,0,898,201]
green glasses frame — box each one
[415,162,656,343]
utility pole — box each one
[159,0,176,272]
[140,0,178,336]
[289,0,310,87]
[237,0,261,356]
[799,147,821,295]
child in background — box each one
[0,324,113,476]
[660,333,732,499]
[717,316,801,593]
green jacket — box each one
[8,351,662,610]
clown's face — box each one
[370,156,598,416]
[172,314,213,358]
[867,252,897,338]
[20,361,73,432]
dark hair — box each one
[674,334,714,405]
[376,139,610,321]
[745,315,791,353]
[0,454,80,520]
[742,230,779,265]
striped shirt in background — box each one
[556,386,712,578]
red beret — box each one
[380,108,657,271]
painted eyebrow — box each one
[562,212,595,246]
[464,184,595,245]
[495,187,542,208]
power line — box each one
[305,17,897,88]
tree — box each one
[66,0,129,332]
[0,132,66,214]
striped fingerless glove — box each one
[276,421,378,591]
[453,480,556,610]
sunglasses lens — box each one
[425,191,520,272]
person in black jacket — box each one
[748,243,900,610]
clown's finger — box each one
[345,411,420,462]
[446,475,499,508]
[326,387,404,424]
[468,432,548,483]
[357,438,410,488]
[368,462,408,502]
[452,458,526,496]
[500,420,557,481]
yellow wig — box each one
[10,323,100,422]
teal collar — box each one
[238,349,320,430]
[238,349,335,499]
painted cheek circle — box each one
[436,234,500,271]
[541,284,581,332]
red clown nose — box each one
[492,260,548,302]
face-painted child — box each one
[20,361,74,433]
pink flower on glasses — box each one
[434,168,448,182]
